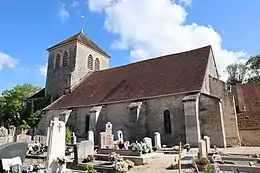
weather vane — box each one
[81,16,85,33]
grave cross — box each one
[57,123,62,133]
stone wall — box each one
[239,129,260,146]
[209,76,241,147]
[199,94,226,147]
[38,93,189,147]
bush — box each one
[65,128,72,144]
[195,157,210,165]
[86,163,97,173]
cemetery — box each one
[1,117,260,173]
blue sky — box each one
[0,0,259,93]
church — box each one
[34,29,243,147]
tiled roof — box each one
[45,46,211,110]
[237,83,260,129]
[47,32,110,58]
[28,88,45,100]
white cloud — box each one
[71,0,79,8]
[87,0,247,81]
[0,51,18,71]
[39,63,47,77]
[58,3,70,21]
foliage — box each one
[0,84,41,127]
[86,163,97,173]
[108,152,121,162]
[65,128,72,144]
[246,55,260,83]
[226,63,247,85]
[114,158,128,173]
[204,164,214,173]
[195,157,210,165]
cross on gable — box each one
[57,123,63,132]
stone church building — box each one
[34,30,243,147]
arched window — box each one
[85,114,90,133]
[55,53,61,68]
[87,54,93,70]
[62,51,69,66]
[94,58,100,71]
[163,110,172,134]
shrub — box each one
[65,128,72,144]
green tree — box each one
[65,128,72,144]
[246,55,260,83]
[0,84,41,128]
[226,63,247,85]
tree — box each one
[226,63,247,85]
[0,84,41,128]
[246,55,260,83]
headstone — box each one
[0,126,8,145]
[72,132,77,144]
[46,127,50,146]
[198,140,207,157]
[100,132,114,149]
[77,140,94,164]
[45,118,66,173]
[105,122,112,135]
[143,137,152,151]
[203,136,210,154]
[116,130,123,141]
[34,135,47,145]
[88,130,94,142]
[154,132,161,149]
[16,134,31,142]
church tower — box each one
[45,30,110,98]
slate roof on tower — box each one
[45,45,212,110]
[47,32,110,58]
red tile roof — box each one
[47,32,110,58]
[237,83,260,129]
[45,46,211,110]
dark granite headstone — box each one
[0,142,27,163]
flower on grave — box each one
[114,159,128,173]
[83,154,95,163]
[108,152,121,162]
[117,140,124,149]
[56,156,67,165]
[125,159,134,169]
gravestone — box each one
[46,127,50,146]
[100,132,114,149]
[34,135,47,145]
[45,117,66,173]
[16,134,31,143]
[198,139,207,157]
[105,122,112,135]
[77,140,94,164]
[116,130,123,141]
[88,130,94,142]
[72,132,77,144]
[143,137,152,151]
[203,136,210,154]
[0,126,8,145]
[154,132,161,149]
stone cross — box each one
[72,132,77,144]
[45,118,66,173]
[154,132,161,149]
[116,130,123,142]
[105,122,112,135]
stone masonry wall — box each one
[239,129,260,146]
[209,76,241,147]
[38,94,188,147]
[199,94,226,147]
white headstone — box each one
[72,132,77,144]
[46,127,50,146]
[77,140,94,164]
[154,132,161,149]
[198,139,207,157]
[0,126,8,145]
[203,136,210,154]
[88,130,94,142]
[143,137,152,151]
[105,122,112,135]
[116,130,123,141]
[45,118,66,173]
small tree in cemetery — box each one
[65,128,72,144]
[246,54,260,83]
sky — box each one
[0,0,260,93]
